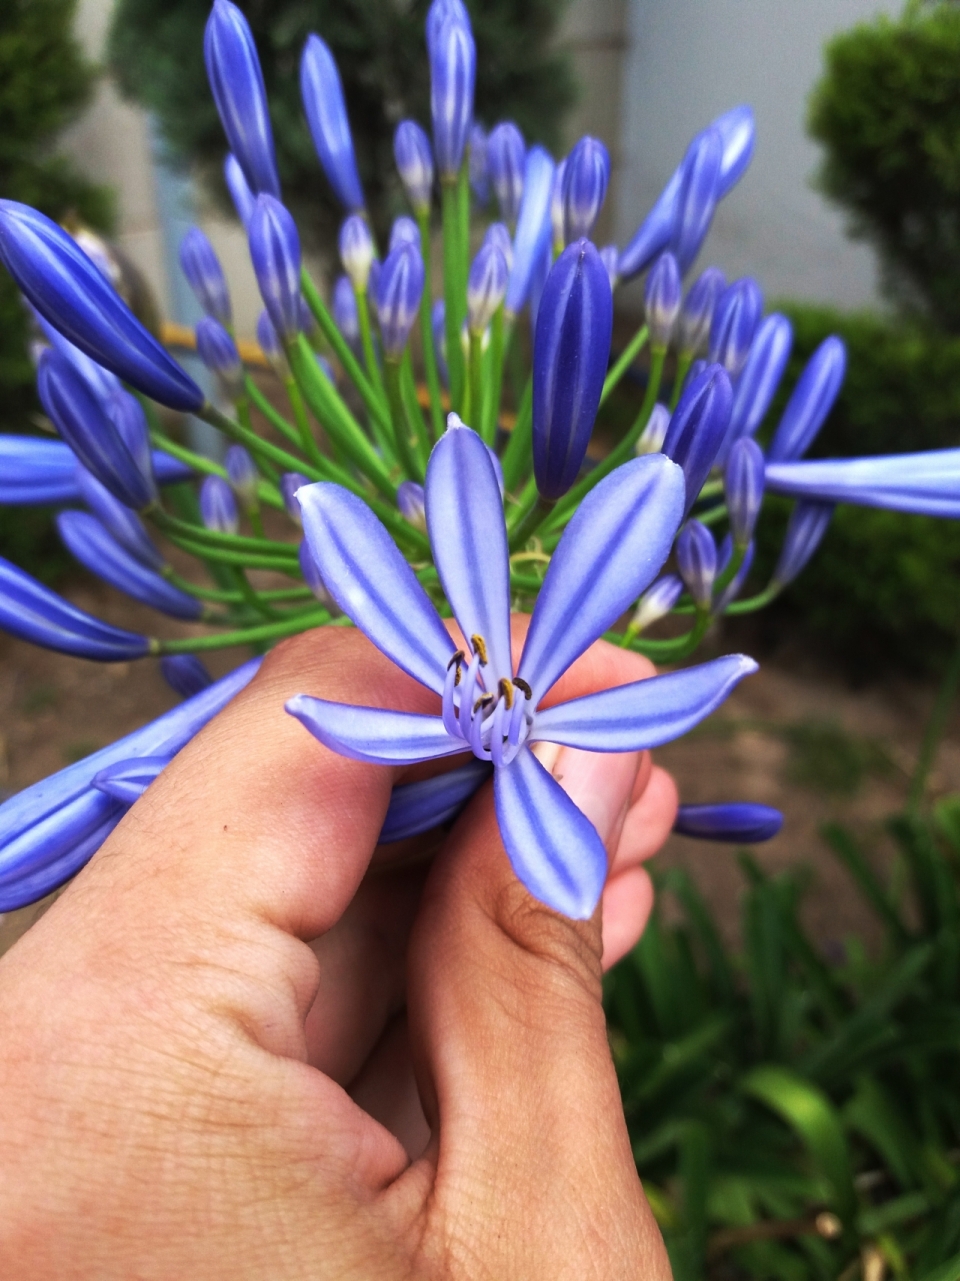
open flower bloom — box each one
[287,425,756,919]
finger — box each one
[601,866,655,969]
[613,764,679,874]
[348,1013,430,1162]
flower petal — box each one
[765,450,960,519]
[426,425,512,682]
[298,482,455,694]
[518,453,685,704]
[494,745,607,919]
[91,756,172,805]
[533,654,756,751]
[286,695,461,765]
[379,759,491,843]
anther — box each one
[498,678,514,710]
[513,677,533,701]
[447,650,465,685]
[473,693,494,714]
[470,634,488,665]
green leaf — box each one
[916,1250,960,1281]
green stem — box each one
[417,208,446,440]
[164,570,312,605]
[670,351,694,411]
[481,306,506,447]
[401,352,432,468]
[149,432,280,511]
[230,566,285,620]
[600,325,649,408]
[197,401,323,485]
[284,377,324,468]
[159,608,343,654]
[385,359,423,481]
[509,494,555,552]
[723,584,781,615]
[441,178,466,411]
[151,508,298,559]
[614,610,710,661]
[356,287,386,402]
[499,376,534,495]
[909,635,960,813]
[243,375,302,451]
[161,535,302,573]
[466,330,485,431]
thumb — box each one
[405,744,671,1281]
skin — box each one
[0,618,678,1279]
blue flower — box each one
[225,444,259,509]
[0,201,202,411]
[562,136,610,243]
[674,802,782,843]
[662,363,733,514]
[397,480,427,531]
[280,471,309,525]
[379,759,492,843]
[765,449,960,519]
[204,0,281,198]
[394,120,435,215]
[722,313,793,457]
[504,146,555,317]
[487,122,526,225]
[713,104,756,196]
[724,437,765,547]
[390,216,421,253]
[248,194,302,341]
[75,469,165,570]
[467,240,509,334]
[645,252,681,349]
[671,127,722,272]
[468,123,490,205]
[676,519,716,609]
[0,436,189,507]
[160,655,214,700]
[429,9,476,178]
[195,316,243,396]
[771,502,833,587]
[300,34,365,212]
[200,475,240,534]
[678,266,726,356]
[629,574,684,634]
[376,242,424,358]
[709,278,763,376]
[179,226,232,325]
[286,426,756,918]
[338,213,375,291]
[224,153,256,227]
[766,336,846,462]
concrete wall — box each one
[615,0,900,312]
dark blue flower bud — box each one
[630,573,684,633]
[617,164,683,282]
[331,277,359,344]
[562,136,610,242]
[225,444,258,509]
[671,127,722,272]
[599,244,618,291]
[469,122,489,204]
[724,313,792,452]
[280,471,309,525]
[76,468,164,570]
[772,501,833,587]
[376,242,425,358]
[487,122,525,225]
[109,390,154,484]
[532,239,613,501]
[662,363,733,514]
[160,654,214,700]
[678,267,726,355]
[179,226,231,325]
[394,120,434,215]
[675,519,717,608]
[224,153,255,228]
[467,241,508,334]
[527,236,552,337]
[37,350,157,510]
[637,402,670,455]
[338,213,374,291]
[483,221,513,272]
[300,34,365,212]
[195,316,243,396]
[429,11,476,178]
[713,105,756,197]
[708,278,763,376]
[645,252,681,349]
[0,202,202,411]
[0,554,150,661]
[299,537,331,605]
[203,0,280,198]
[397,480,427,531]
[674,801,782,843]
[766,336,846,463]
[390,216,420,254]
[426,0,471,52]
[200,474,239,534]
[505,146,555,316]
[248,194,302,341]
[56,511,202,621]
[724,437,764,547]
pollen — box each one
[513,676,533,701]
[447,649,465,684]
[470,634,488,665]
[498,678,514,710]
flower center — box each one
[441,635,533,766]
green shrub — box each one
[107,0,577,248]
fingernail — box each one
[534,743,640,845]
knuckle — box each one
[491,878,604,1004]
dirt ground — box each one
[1,575,956,961]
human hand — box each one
[0,620,677,1279]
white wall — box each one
[616,0,900,311]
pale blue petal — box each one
[379,759,491,843]
[91,756,171,805]
[765,450,960,519]
[518,454,685,703]
[533,654,756,750]
[426,426,513,681]
[286,695,461,765]
[494,746,607,919]
[298,482,455,693]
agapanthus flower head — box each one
[630,573,684,634]
[429,9,476,178]
[723,312,792,455]
[75,468,163,571]
[550,158,567,254]
[397,479,427,531]
[645,251,682,350]
[487,121,525,225]
[724,437,765,547]
[678,266,726,355]
[767,335,846,463]
[225,444,258,508]
[160,655,214,701]
[377,242,424,358]
[300,34,365,212]
[637,403,670,456]
[338,213,375,291]
[287,427,756,918]
[772,501,833,588]
[469,122,490,204]
[467,241,508,335]
[248,194,302,341]
[179,226,231,325]
[675,801,781,843]
[389,216,421,254]
[676,519,717,609]
[204,0,280,199]
[195,316,243,397]
[280,471,310,525]
[562,136,610,243]
[394,120,435,215]
[504,146,555,316]
[662,362,733,514]
[200,474,239,534]
[224,152,255,228]
[0,201,202,411]
[713,104,756,197]
[709,277,763,376]
[483,221,513,272]
[599,244,619,291]
[532,239,613,502]
[331,276,360,345]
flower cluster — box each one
[0,0,957,916]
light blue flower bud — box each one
[636,402,670,455]
[429,11,476,178]
[248,194,302,341]
[772,501,833,587]
[394,120,434,215]
[724,437,764,547]
[300,34,365,212]
[599,244,618,291]
[376,242,425,358]
[708,278,763,377]
[332,276,359,344]
[678,267,726,355]
[487,122,525,225]
[179,226,231,324]
[505,146,555,315]
[713,104,756,197]
[199,474,239,534]
[204,0,280,198]
[767,336,846,463]
[562,135,610,242]
[671,127,722,272]
[533,239,613,501]
[469,122,489,204]
[224,153,256,228]
[467,241,508,334]
[338,213,374,291]
[160,655,214,700]
[390,216,421,253]
[483,221,513,272]
[426,0,471,53]
[280,471,310,526]
[676,519,717,608]
[225,444,258,508]
[397,479,427,531]
[724,313,793,455]
[644,252,681,349]
[662,363,733,514]
[630,573,684,633]
[195,316,243,396]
